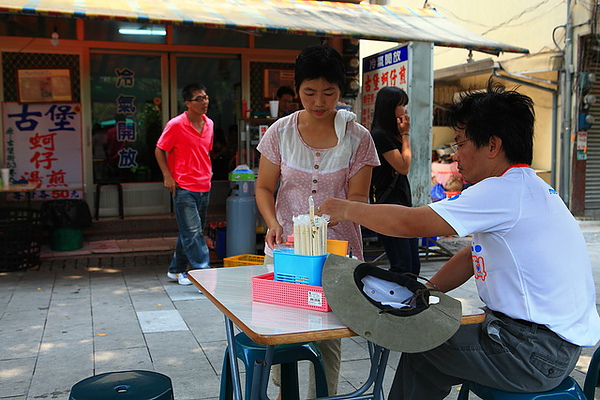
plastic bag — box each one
[430,184,446,202]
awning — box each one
[0,0,529,56]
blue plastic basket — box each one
[273,250,327,286]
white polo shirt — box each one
[429,166,600,346]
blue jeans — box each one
[169,188,210,273]
[377,234,421,275]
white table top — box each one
[188,265,485,346]
[188,265,352,345]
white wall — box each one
[362,0,572,68]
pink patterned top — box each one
[257,110,380,259]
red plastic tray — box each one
[251,272,331,312]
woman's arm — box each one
[382,133,411,175]
[347,165,373,203]
[255,155,283,249]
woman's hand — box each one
[264,224,284,250]
[397,114,410,135]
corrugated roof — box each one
[0,0,529,55]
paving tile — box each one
[27,339,94,400]
[0,313,45,360]
[137,310,189,333]
[130,292,176,312]
[144,331,220,399]
[94,346,154,373]
[177,299,228,343]
[0,356,36,397]
[164,284,206,302]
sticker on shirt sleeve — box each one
[471,244,487,281]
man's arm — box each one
[318,197,457,239]
[154,147,177,195]
[428,246,474,292]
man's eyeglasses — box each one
[450,139,470,153]
[189,95,209,102]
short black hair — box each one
[447,80,535,165]
[182,83,207,102]
[276,86,295,99]
[371,86,409,137]
[294,44,346,94]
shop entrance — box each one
[90,51,241,217]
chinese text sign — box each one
[2,102,83,201]
[361,45,409,129]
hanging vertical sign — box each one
[361,44,409,129]
[2,102,83,201]
[577,130,588,161]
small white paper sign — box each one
[307,291,323,307]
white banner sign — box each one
[2,102,83,201]
[361,44,409,129]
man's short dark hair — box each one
[294,44,346,95]
[447,80,535,165]
[277,86,295,99]
[182,83,207,102]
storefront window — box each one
[90,53,163,184]
[176,55,241,181]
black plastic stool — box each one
[95,180,124,220]
[69,370,173,400]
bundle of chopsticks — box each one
[293,196,327,256]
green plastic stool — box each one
[69,370,174,400]
[220,332,328,400]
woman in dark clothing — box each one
[370,86,421,275]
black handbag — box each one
[371,173,399,204]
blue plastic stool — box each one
[457,376,586,399]
[220,332,328,400]
[69,370,174,400]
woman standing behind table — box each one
[370,86,421,275]
[255,44,379,397]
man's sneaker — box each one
[177,272,193,286]
[166,272,193,285]
[167,272,179,281]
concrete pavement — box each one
[1,222,600,399]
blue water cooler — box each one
[226,165,256,257]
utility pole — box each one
[560,0,573,206]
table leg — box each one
[259,341,390,400]
[318,343,389,400]
[224,316,243,400]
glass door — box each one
[90,52,163,184]
[174,55,241,181]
